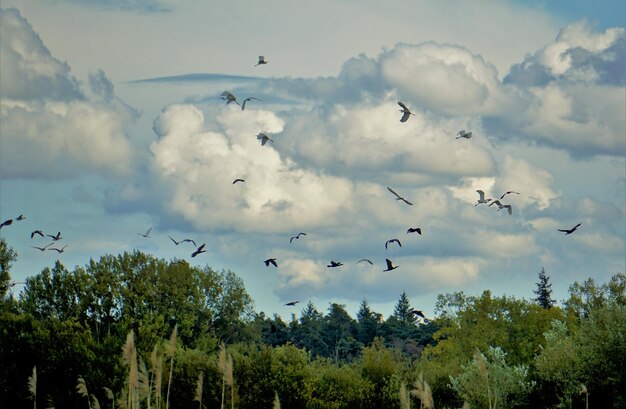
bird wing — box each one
[400,112,411,122]
[504,205,512,215]
[476,190,486,201]
[489,200,502,208]
[400,198,413,205]
[387,186,400,199]
[357,259,373,265]
[197,243,205,251]
[398,101,409,110]
[573,223,582,229]
[290,236,296,243]
[385,259,394,270]
[241,100,247,110]
[169,235,178,245]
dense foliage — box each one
[1,238,624,409]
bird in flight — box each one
[327,261,343,268]
[255,56,268,66]
[489,200,513,215]
[475,190,492,206]
[558,223,582,235]
[356,258,373,265]
[191,243,206,257]
[397,101,415,123]
[168,235,196,247]
[0,219,12,229]
[407,227,422,235]
[242,97,261,110]
[220,91,239,105]
[499,191,520,200]
[47,231,62,241]
[410,309,425,319]
[31,243,53,252]
[137,228,152,238]
[456,130,472,139]
[48,245,68,253]
[385,239,402,249]
[232,178,245,184]
[387,187,413,205]
[383,258,398,272]
[284,301,300,306]
[290,232,306,243]
[256,132,273,146]
[264,258,278,267]
[31,230,44,239]
[16,214,25,221]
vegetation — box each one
[0,238,624,408]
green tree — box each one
[533,267,555,309]
[356,299,381,346]
[296,301,329,358]
[322,303,360,362]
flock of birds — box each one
[0,55,583,315]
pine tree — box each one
[393,291,417,325]
[533,267,555,309]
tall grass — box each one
[411,372,434,409]
[28,366,37,409]
[102,387,115,409]
[273,392,281,409]
[165,325,177,409]
[219,342,227,409]
[123,330,140,409]
[399,382,411,409]
[76,375,100,409]
[150,344,163,409]
[194,371,204,409]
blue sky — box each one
[1,0,624,319]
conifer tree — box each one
[393,291,417,324]
[533,267,555,309]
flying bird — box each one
[191,243,206,257]
[387,186,413,205]
[356,258,374,265]
[47,231,62,241]
[407,227,422,235]
[31,243,53,252]
[168,235,196,247]
[290,232,307,243]
[558,223,582,235]
[456,130,473,139]
[475,190,492,206]
[220,91,239,105]
[0,219,12,229]
[327,261,343,268]
[256,132,273,146]
[264,258,278,267]
[489,200,513,215]
[48,245,68,253]
[16,214,25,221]
[397,101,415,123]
[284,301,300,306]
[241,97,261,110]
[385,239,402,249]
[499,191,520,200]
[31,230,44,239]
[383,258,398,272]
[137,228,152,238]
[410,309,426,319]
[232,178,245,184]
[255,56,268,66]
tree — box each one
[356,299,381,346]
[393,291,417,325]
[533,267,555,309]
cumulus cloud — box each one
[0,8,137,179]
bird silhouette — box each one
[241,97,261,110]
[385,239,402,249]
[232,178,245,184]
[48,245,68,253]
[47,231,62,241]
[191,243,206,257]
[327,261,343,268]
[499,191,520,200]
[31,230,44,239]
[356,258,373,265]
[475,190,492,206]
[255,56,268,66]
[397,101,415,123]
[137,228,152,238]
[0,219,13,229]
[31,243,53,251]
[284,301,300,306]
[456,130,472,139]
[410,309,425,319]
[256,132,274,146]
[383,258,398,272]
[220,91,239,105]
[264,258,278,267]
[489,200,513,215]
[169,235,196,247]
[387,186,413,205]
[290,232,307,243]
[407,227,422,235]
[16,214,25,221]
[558,223,582,235]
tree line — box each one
[1,238,624,408]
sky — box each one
[1,0,625,320]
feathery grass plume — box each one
[123,330,139,409]
[411,371,435,409]
[579,384,589,409]
[165,324,177,409]
[151,346,164,409]
[474,350,492,409]
[194,371,204,409]
[76,376,93,409]
[273,392,281,409]
[28,366,37,409]
[102,387,115,409]
[218,342,227,409]
[91,395,101,409]
[399,382,411,409]
[138,357,150,407]
[226,354,234,409]
[462,402,471,409]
